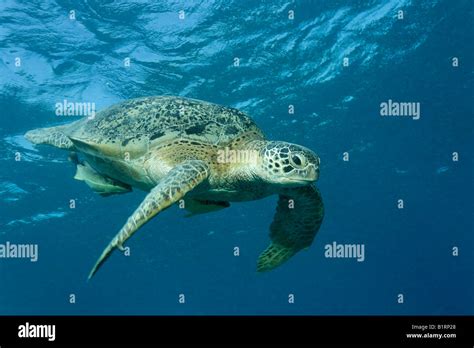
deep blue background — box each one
[0,0,472,315]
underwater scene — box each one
[0,0,472,315]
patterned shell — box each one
[65,96,265,157]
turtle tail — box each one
[24,124,74,149]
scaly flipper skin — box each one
[257,185,324,272]
[24,125,74,149]
[88,160,209,280]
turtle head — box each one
[257,141,320,186]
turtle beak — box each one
[301,155,320,182]
[284,163,318,186]
[305,163,319,182]
[314,157,320,181]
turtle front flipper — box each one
[88,160,209,280]
[257,185,324,272]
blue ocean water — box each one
[0,0,472,315]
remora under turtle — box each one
[25,96,324,279]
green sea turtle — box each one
[24,96,324,279]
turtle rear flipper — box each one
[257,185,324,272]
[74,162,131,196]
[24,124,74,149]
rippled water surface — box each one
[0,0,472,314]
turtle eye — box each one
[290,154,305,167]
